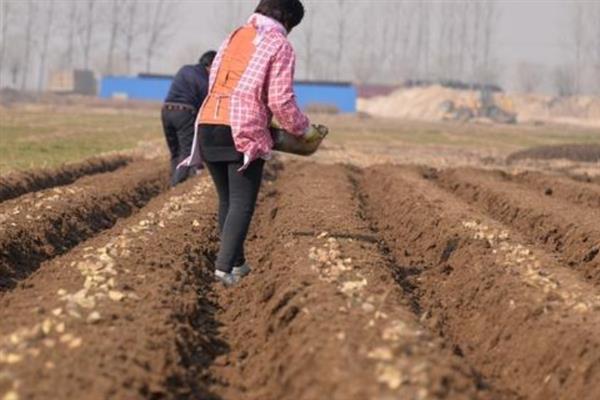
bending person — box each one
[180,0,326,286]
[162,50,216,186]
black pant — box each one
[161,107,196,186]
[205,159,264,273]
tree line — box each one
[294,0,600,95]
[1,0,599,95]
[0,0,175,91]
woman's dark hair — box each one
[199,50,217,68]
[255,0,305,31]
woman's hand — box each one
[303,124,328,142]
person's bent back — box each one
[183,0,320,287]
[198,4,309,165]
[161,51,216,186]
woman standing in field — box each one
[180,0,325,286]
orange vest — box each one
[199,26,257,126]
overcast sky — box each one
[170,0,578,90]
[179,1,565,66]
[495,0,565,67]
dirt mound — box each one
[358,85,473,121]
[513,93,600,126]
[0,155,133,203]
[358,85,600,127]
[507,144,600,163]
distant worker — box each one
[179,0,327,286]
[162,50,216,186]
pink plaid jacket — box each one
[180,13,309,169]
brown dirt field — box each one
[0,176,220,399]
[207,162,499,400]
[0,160,169,291]
[507,144,600,163]
[431,168,600,286]
[1,158,599,400]
[571,173,600,185]
[0,155,133,203]
[359,165,600,399]
[506,170,600,209]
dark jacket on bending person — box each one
[164,64,209,111]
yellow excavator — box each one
[441,89,517,124]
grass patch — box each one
[321,115,600,150]
[0,108,162,173]
[1,106,598,173]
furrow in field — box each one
[0,155,132,203]
[207,162,497,400]
[0,160,169,291]
[431,167,600,286]
[0,176,221,400]
[493,169,599,210]
[360,165,600,400]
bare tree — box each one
[554,65,576,97]
[591,2,600,93]
[386,1,406,78]
[351,3,373,84]
[37,0,55,91]
[121,0,140,75]
[77,0,97,70]
[7,44,23,87]
[399,3,416,75]
[469,1,482,83]
[142,0,176,73]
[564,2,587,94]
[379,1,412,82]
[481,1,497,73]
[20,0,37,90]
[332,0,348,80]
[595,3,600,65]
[457,1,470,80]
[64,0,78,68]
[516,62,544,93]
[301,2,319,80]
[436,3,453,80]
[0,0,11,79]
[105,0,122,75]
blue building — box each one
[99,75,356,113]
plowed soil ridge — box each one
[0,155,132,203]
[207,162,495,400]
[506,170,600,209]
[360,165,600,400]
[0,160,168,291]
[432,168,600,286]
[507,144,600,163]
[0,177,222,400]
